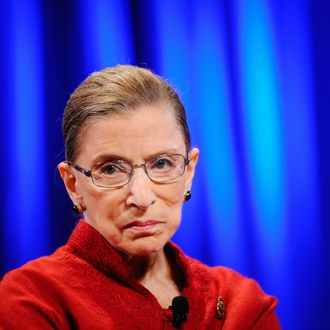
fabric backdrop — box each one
[0,1,329,329]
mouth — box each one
[123,220,164,232]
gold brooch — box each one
[216,296,225,320]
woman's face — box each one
[59,105,199,257]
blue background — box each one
[0,1,329,329]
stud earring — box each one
[184,190,192,201]
[73,203,83,214]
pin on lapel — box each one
[216,296,225,320]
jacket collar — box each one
[66,220,191,290]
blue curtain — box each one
[0,1,329,329]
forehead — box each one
[76,105,185,164]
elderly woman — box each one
[0,65,280,329]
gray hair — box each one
[62,65,191,161]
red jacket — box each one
[0,221,280,329]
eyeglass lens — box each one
[91,154,186,188]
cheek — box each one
[157,181,186,222]
[83,190,128,244]
[94,193,126,218]
[80,184,125,222]
[157,181,185,206]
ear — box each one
[58,162,83,205]
[184,147,199,192]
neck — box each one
[126,246,184,308]
[127,249,169,282]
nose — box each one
[126,167,156,209]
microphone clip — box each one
[169,296,189,328]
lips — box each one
[123,220,163,231]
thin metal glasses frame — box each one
[66,153,190,188]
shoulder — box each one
[210,265,276,306]
[0,243,101,329]
[186,255,273,300]
[0,246,77,305]
[0,246,88,328]
[1,246,72,283]
[0,243,95,297]
[184,256,281,329]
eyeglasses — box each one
[67,154,190,189]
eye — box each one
[150,156,175,171]
[96,161,131,176]
[154,158,171,169]
[101,164,117,175]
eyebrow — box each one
[90,149,183,166]
[91,154,130,165]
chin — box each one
[126,237,168,256]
